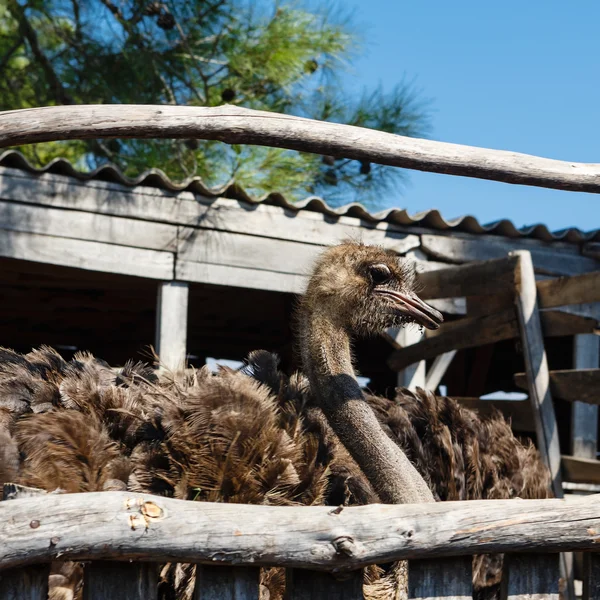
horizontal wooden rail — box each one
[1,492,600,572]
[514,369,600,405]
[2,105,600,192]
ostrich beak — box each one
[375,289,444,330]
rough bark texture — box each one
[2,105,600,192]
[0,492,599,571]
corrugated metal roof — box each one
[1,150,597,244]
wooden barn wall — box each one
[0,165,598,397]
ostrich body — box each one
[0,242,548,600]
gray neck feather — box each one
[300,311,434,504]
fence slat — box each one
[0,565,49,600]
[408,557,472,600]
[583,553,600,600]
[0,484,49,600]
[503,554,559,600]
[286,569,363,600]
[82,562,158,600]
[193,566,260,600]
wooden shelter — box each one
[1,148,599,490]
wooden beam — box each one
[387,309,519,372]
[540,308,600,337]
[395,326,426,390]
[421,234,597,276]
[3,104,600,192]
[561,456,600,484]
[0,229,174,280]
[156,282,189,372]
[0,200,177,251]
[2,492,600,570]
[537,271,600,309]
[0,166,422,254]
[512,250,563,498]
[176,260,307,294]
[416,255,519,300]
[514,369,600,405]
[408,558,472,600]
[572,334,599,459]
[425,351,456,391]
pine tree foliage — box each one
[0,0,431,206]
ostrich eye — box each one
[368,263,392,285]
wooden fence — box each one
[1,488,599,599]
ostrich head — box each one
[302,242,443,337]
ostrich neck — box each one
[300,311,434,504]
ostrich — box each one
[0,242,549,600]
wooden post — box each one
[425,350,457,391]
[571,333,599,459]
[0,484,49,600]
[511,251,573,600]
[511,250,563,496]
[285,569,363,600]
[408,557,472,600]
[193,566,260,600]
[502,554,559,600]
[83,562,158,600]
[156,281,189,372]
[395,326,426,390]
[583,553,600,600]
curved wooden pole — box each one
[0,105,599,192]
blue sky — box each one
[343,0,600,233]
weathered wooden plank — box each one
[176,259,307,294]
[582,553,600,600]
[193,565,259,600]
[425,351,457,391]
[0,565,49,600]
[0,199,177,251]
[453,398,534,433]
[572,334,599,459]
[156,282,189,372]
[0,167,420,252]
[540,308,600,337]
[83,561,158,600]
[178,228,321,277]
[537,271,600,309]
[416,255,519,300]
[285,569,363,600]
[2,493,600,570]
[387,309,519,372]
[0,229,174,279]
[178,196,421,254]
[512,250,563,498]
[503,553,559,600]
[583,242,600,261]
[408,557,472,600]
[514,369,600,405]
[421,234,597,276]
[561,456,600,484]
[0,484,48,600]
[4,104,600,192]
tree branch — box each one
[5,0,74,105]
[1,104,599,193]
